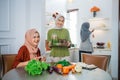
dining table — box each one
[2,66,112,80]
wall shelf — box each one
[89,17,109,30]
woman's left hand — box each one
[33,56,41,61]
[67,41,71,48]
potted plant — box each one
[90,6,100,17]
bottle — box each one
[107,41,111,49]
[52,34,58,46]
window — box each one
[66,11,78,47]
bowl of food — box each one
[96,42,105,48]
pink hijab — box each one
[24,29,39,54]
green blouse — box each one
[47,28,71,57]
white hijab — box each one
[53,13,65,29]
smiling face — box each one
[32,32,40,47]
[25,29,40,48]
[55,16,64,28]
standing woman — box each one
[12,28,45,68]
[47,12,71,62]
[79,22,94,62]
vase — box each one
[93,11,96,17]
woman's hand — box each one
[92,34,95,38]
[48,41,52,48]
[17,61,29,68]
[67,41,71,48]
[91,29,95,32]
[35,56,46,62]
[41,56,46,62]
[33,56,41,61]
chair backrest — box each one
[2,54,17,75]
[45,40,51,51]
[0,53,3,79]
[81,53,111,71]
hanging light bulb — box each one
[67,0,73,3]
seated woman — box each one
[12,28,46,68]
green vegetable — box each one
[55,59,71,66]
[41,62,50,70]
[25,60,50,76]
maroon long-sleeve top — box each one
[12,45,41,68]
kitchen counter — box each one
[45,47,111,63]
[94,47,111,51]
[93,47,111,55]
[45,47,79,62]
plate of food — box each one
[51,39,68,47]
[82,64,97,70]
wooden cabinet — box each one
[45,48,79,62]
[69,48,79,62]
[0,53,3,79]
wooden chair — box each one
[81,53,111,71]
[0,53,3,79]
[45,40,51,51]
[2,54,17,75]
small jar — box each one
[107,41,111,49]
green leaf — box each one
[25,60,50,76]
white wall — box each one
[0,0,26,53]
[0,0,118,79]
[0,0,45,54]
[111,0,118,79]
[46,0,66,15]
[67,0,118,79]
[29,0,46,54]
[67,0,112,47]
[45,0,67,40]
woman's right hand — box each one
[48,41,52,48]
[92,34,95,38]
[41,56,46,62]
[91,29,95,32]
